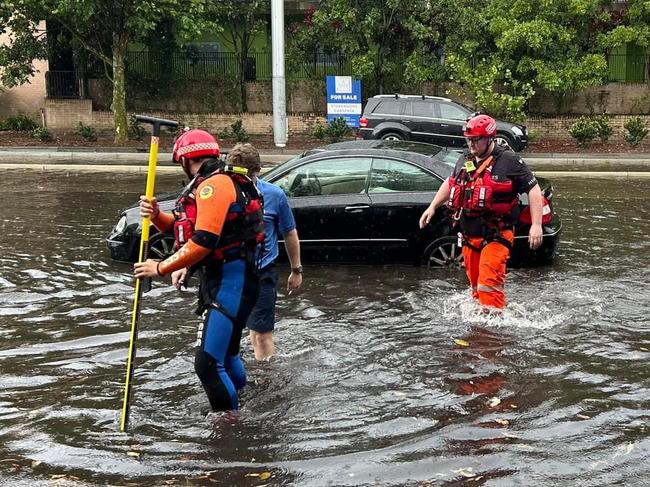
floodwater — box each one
[0,169,649,487]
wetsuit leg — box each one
[225,353,246,390]
[194,259,259,411]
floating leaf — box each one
[454,339,470,347]
[495,419,509,426]
[245,473,261,478]
[488,397,501,407]
[31,460,42,468]
[452,467,474,477]
[576,414,590,420]
[259,472,272,480]
[126,451,141,457]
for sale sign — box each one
[326,76,362,128]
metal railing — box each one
[45,51,647,101]
[125,50,352,81]
[45,71,82,98]
[607,53,648,83]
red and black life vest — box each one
[173,169,264,261]
[447,155,519,222]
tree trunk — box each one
[112,33,129,142]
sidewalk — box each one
[0,146,648,174]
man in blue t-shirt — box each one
[226,143,303,361]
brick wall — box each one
[44,101,327,136]
[529,84,650,115]
[0,21,48,120]
[527,115,650,141]
[42,99,649,142]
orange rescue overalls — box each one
[448,156,519,309]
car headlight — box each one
[114,215,127,235]
[511,126,523,136]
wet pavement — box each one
[0,169,649,486]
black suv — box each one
[358,94,528,152]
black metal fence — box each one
[124,50,351,81]
[45,71,82,98]
[45,51,648,100]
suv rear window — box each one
[410,101,434,117]
[439,103,469,120]
[372,100,402,115]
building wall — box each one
[529,83,650,115]
[44,98,326,136]
[526,115,650,141]
[0,21,48,120]
[43,98,650,143]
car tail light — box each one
[359,117,368,128]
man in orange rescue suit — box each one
[134,129,264,412]
[419,114,543,309]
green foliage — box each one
[623,117,649,147]
[207,0,269,111]
[446,55,534,123]
[31,127,53,142]
[219,119,250,143]
[0,0,217,141]
[0,113,39,131]
[311,122,326,140]
[75,122,97,142]
[593,115,613,143]
[311,118,352,143]
[526,128,539,145]
[286,0,453,92]
[128,115,146,140]
[569,117,599,147]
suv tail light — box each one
[359,117,368,128]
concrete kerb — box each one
[0,148,648,175]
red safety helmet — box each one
[172,129,220,163]
[463,114,497,138]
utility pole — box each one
[271,0,287,147]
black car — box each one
[106,140,560,268]
[359,94,528,152]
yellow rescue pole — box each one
[120,115,178,432]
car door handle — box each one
[401,120,411,123]
[345,205,370,213]
[440,123,449,127]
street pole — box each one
[271,0,287,147]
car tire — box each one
[496,133,516,151]
[147,232,176,261]
[422,236,464,269]
[380,131,405,141]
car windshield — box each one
[438,149,462,168]
[261,153,305,180]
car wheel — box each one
[380,131,404,141]
[423,236,464,269]
[495,133,516,150]
[147,233,176,260]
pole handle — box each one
[135,115,179,136]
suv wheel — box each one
[380,131,404,141]
[422,236,464,269]
[496,133,516,150]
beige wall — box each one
[44,99,327,136]
[43,98,650,143]
[526,115,650,141]
[0,21,48,120]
